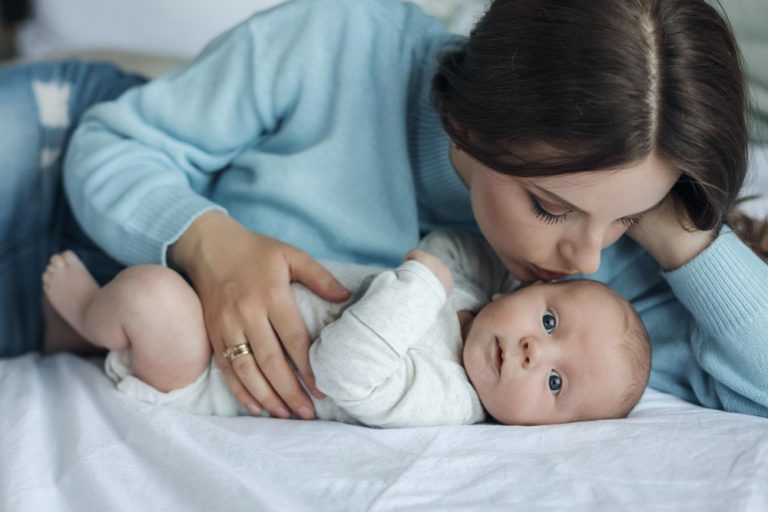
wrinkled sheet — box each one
[1,146,767,511]
[1,353,767,512]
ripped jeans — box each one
[0,60,146,356]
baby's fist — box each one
[405,249,453,294]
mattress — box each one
[1,353,767,511]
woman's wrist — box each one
[640,223,717,271]
[168,210,229,275]
[627,193,718,271]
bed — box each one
[2,351,768,511]
[2,2,768,510]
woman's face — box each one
[451,148,680,283]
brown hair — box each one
[432,0,749,233]
[727,206,768,262]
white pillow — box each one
[17,0,285,59]
[16,0,490,62]
[740,145,768,218]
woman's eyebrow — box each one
[531,184,668,218]
[532,185,585,213]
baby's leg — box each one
[43,251,210,392]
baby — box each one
[42,230,651,427]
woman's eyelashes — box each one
[527,193,568,225]
[619,214,642,227]
[527,191,644,227]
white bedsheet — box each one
[2,146,768,511]
[1,353,767,511]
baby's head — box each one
[462,279,650,425]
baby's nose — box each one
[520,337,539,369]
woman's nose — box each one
[559,228,603,275]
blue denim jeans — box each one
[0,60,146,356]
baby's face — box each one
[463,281,632,425]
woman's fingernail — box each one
[333,282,350,295]
[246,404,261,416]
[275,407,290,419]
[298,406,313,420]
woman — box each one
[3,0,767,419]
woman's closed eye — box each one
[527,193,569,225]
[528,191,644,227]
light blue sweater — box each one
[64,0,768,416]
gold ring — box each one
[223,343,252,362]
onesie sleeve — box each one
[309,260,486,426]
[416,230,514,312]
[310,260,446,399]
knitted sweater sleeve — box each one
[62,0,437,266]
[661,228,768,416]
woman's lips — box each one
[531,264,571,282]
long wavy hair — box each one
[433,0,766,259]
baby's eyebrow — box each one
[531,184,668,219]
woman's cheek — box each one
[603,224,629,248]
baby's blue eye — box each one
[542,312,556,333]
[548,369,562,395]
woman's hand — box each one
[627,193,717,271]
[169,211,350,419]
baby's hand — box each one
[405,249,454,295]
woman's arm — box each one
[63,1,358,419]
[626,195,768,415]
[627,193,717,271]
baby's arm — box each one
[310,260,446,399]
[309,258,483,426]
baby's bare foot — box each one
[42,251,99,346]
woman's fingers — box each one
[282,250,350,399]
[173,217,335,420]
[209,330,263,415]
[241,314,316,419]
[225,337,292,419]
[289,250,350,302]
[268,289,324,400]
